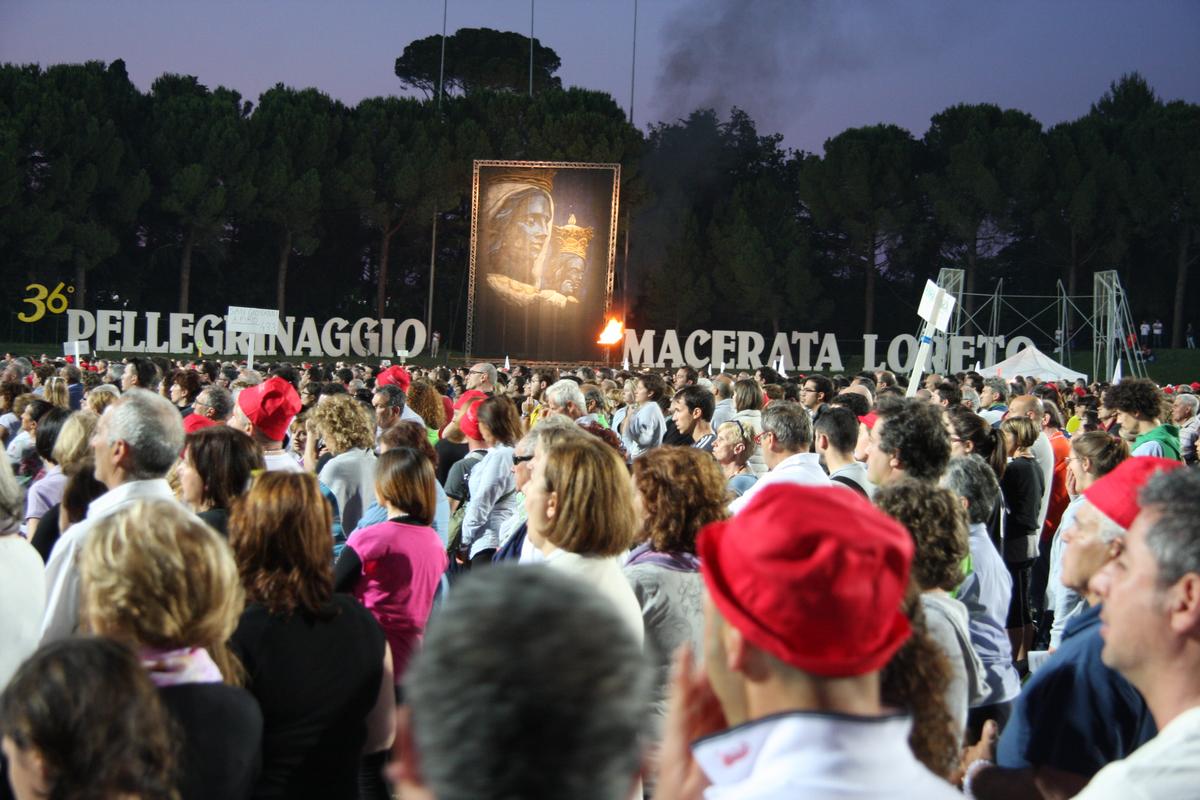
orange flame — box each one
[596,318,624,345]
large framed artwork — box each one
[466,160,620,362]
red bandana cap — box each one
[1191,382,1200,391]
[458,396,485,441]
[1073,386,1087,398]
[697,484,914,678]
[1083,456,1183,531]
[859,412,879,430]
[237,376,301,442]
[377,365,411,392]
[182,413,219,434]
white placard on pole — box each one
[63,340,90,359]
[225,306,281,335]
[226,306,279,373]
[916,279,956,333]
[907,281,957,397]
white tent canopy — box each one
[982,346,1087,383]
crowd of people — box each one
[0,351,1198,799]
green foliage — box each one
[394,28,562,98]
[799,124,917,334]
[0,46,1197,356]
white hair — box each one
[544,380,586,416]
[105,389,185,479]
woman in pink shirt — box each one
[333,447,447,692]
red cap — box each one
[459,396,485,441]
[859,412,879,430]
[237,376,301,442]
[1073,386,1087,398]
[453,389,487,411]
[377,365,411,392]
[1191,382,1200,391]
[183,413,219,434]
[1083,456,1184,530]
[1164,386,1175,394]
[697,484,913,678]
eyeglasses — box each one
[512,453,534,466]
[469,369,488,376]
[754,430,775,444]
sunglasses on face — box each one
[512,453,534,466]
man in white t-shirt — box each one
[728,402,828,514]
[40,390,186,641]
[1075,468,1200,799]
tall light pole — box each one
[529,0,535,97]
[623,0,638,321]
[425,0,449,350]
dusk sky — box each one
[3,0,1199,154]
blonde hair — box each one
[81,500,245,683]
[541,435,637,556]
[308,394,374,453]
[86,385,120,416]
[43,376,69,409]
[0,458,22,533]
[51,410,98,468]
[716,420,756,466]
[1000,416,1039,452]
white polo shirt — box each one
[694,711,961,799]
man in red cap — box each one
[656,484,960,799]
[1073,468,1200,798]
[182,385,233,434]
[228,375,303,472]
[966,457,1181,799]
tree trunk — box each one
[377,227,392,322]
[964,232,978,335]
[1171,225,1192,348]
[179,225,196,313]
[276,230,291,313]
[863,230,877,336]
[73,263,86,309]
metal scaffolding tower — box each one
[1092,270,1146,383]
[913,267,1143,383]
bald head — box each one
[1008,395,1039,419]
[844,384,873,403]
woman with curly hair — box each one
[82,500,262,800]
[307,394,377,532]
[881,585,963,780]
[625,447,727,725]
[875,478,986,746]
[229,472,394,800]
[0,637,179,800]
[405,379,445,444]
